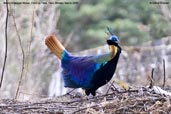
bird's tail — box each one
[45,35,65,59]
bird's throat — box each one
[109,45,118,58]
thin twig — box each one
[162,59,166,88]
[27,5,35,61]
[0,0,9,89]
[63,31,74,48]
[24,5,35,91]
[106,81,119,95]
[65,88,76,95]
[10,6,25,99]
[106,82,113,95]
[111,81,120,92]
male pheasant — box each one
[45,28,121,96]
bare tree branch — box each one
[0,0,9,89]
[10,6,25,99]
[28,6,35,59]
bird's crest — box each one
[106,27,120,44]
[105,27,115,36]
[107,27,114,36]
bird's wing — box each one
[61,53,112,89]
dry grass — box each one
[0,86,171,114]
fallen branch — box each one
[152,86,171,96]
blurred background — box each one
[0,0,171,100]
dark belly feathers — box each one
[85,50,121,96]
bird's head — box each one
[107,35,120,45]
[106,27,120,46]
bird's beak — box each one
[116,40,120,44]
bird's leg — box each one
[85,89,91,96]
[85,89,96,96]
[106,82,113,95]
[111,82,120,93]
[90,90,96,96]
[106,81,120,94]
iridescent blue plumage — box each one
[45,27,121,96]
[61,50,111,89]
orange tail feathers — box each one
[45,35,65,59]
